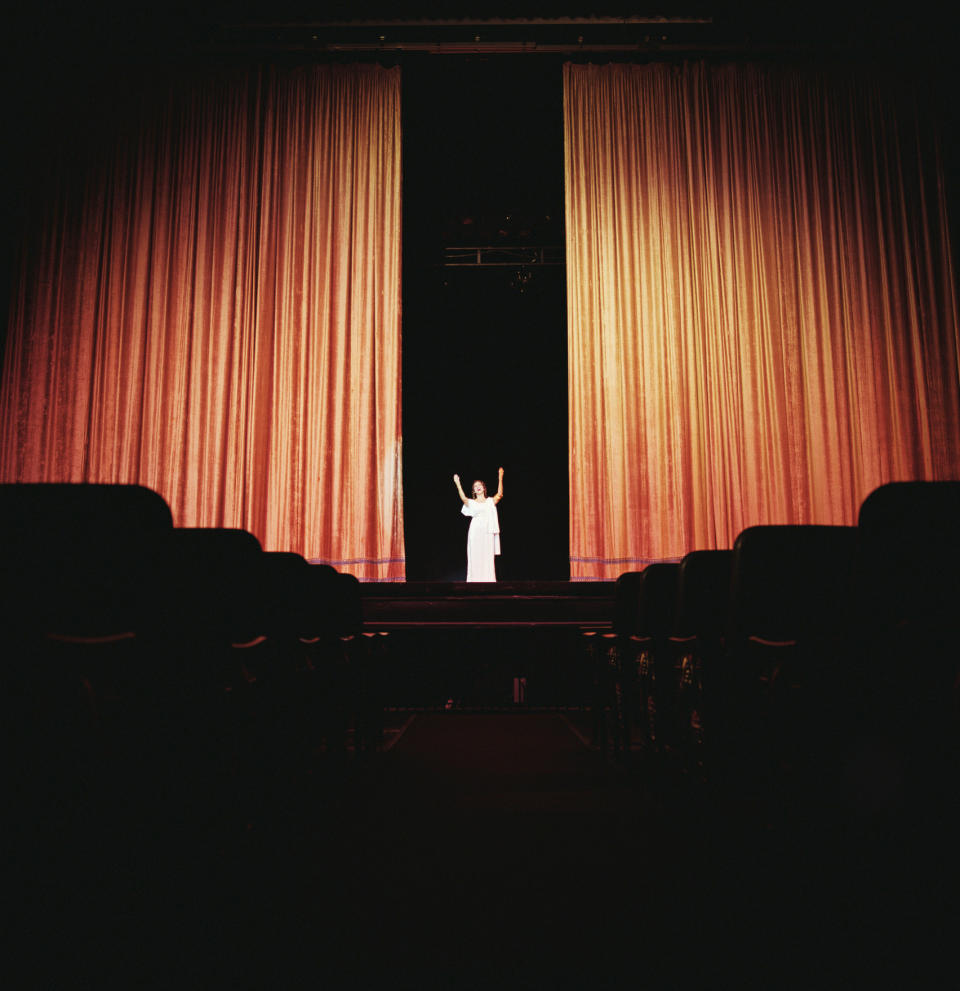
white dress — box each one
[461,497,501,582]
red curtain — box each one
[564,62,960,580]
[1,64,405,580]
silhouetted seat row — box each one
[1,485,360,641]
[601,481,960,825]
[3,482,378,844]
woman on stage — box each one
[453,467,504,582]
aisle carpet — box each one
[311,713,678,985]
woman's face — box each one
[472,480,486,498]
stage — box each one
[358,580,616,630]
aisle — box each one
[322,712,679,986]
[375,711,642,811]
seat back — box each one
[636,562,681,637]
[675,550,733,639]
[857,480,960,629]
[0,482,174,635]
[730,525,859,643]
[260,551,315,638]
[613,571,644,636]
[332,571,364,637]
[147,527,264,642]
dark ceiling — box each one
[7,3,960,64]
[3,3,957,246]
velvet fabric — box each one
[564,62,960,580]
[0,64,405,580]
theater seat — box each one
[730,525,858,644]
[854,481,960,826]
[628,562,682,761]
[722,524,859,806]
[857,480,960,629]
[671,550,733,779]
[2,483,177,888]
[613,571,644,637]
[1,482,173,637]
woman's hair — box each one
[471,479,486,497]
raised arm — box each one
[492,466,504,504]
[453,473,469,506]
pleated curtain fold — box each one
[564,62,960,580]
[0,63,405,580]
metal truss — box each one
[442,245,564,267]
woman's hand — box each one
[498,467,504,478]
[453,473,460,485]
